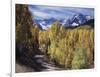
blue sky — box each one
[28,5,94,20]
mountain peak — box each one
[33,13,92,30]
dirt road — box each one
[16,54,62,73]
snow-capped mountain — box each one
[34,18,57,30]
[72,13,87,24]
[62,13,93,27]
[66,13,87,27]
[33,13,93,30]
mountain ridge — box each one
[33,13,94,30]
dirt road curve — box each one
[16,62,34,73]
[16,54,62,73]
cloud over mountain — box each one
[28,5,94,20]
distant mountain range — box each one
[33,13,94,30]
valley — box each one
[15,4,94,73]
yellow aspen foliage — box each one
[46,24,94,69]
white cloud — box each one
[33,11,49,18]
[28,5,94,20]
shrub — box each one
[72,46,88,69]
